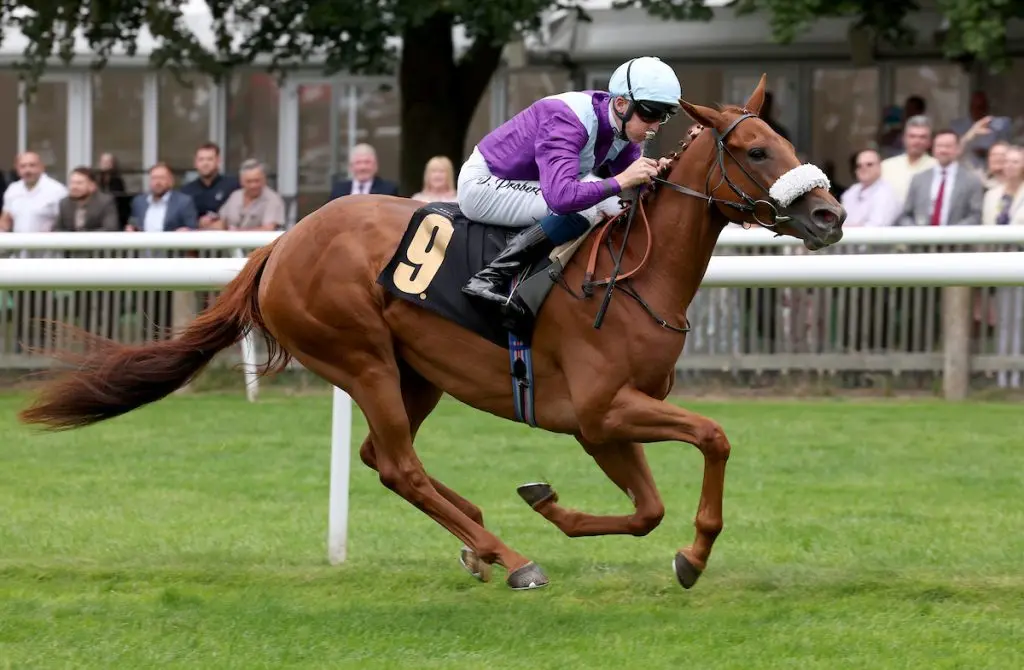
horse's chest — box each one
[627,334,686,394]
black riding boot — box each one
[462,223,555,315]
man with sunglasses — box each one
[458,56,682,315]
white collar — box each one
[607,102,629,145]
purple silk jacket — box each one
[476,90,641,214]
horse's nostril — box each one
[812,207,838,227]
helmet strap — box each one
[613,99,634,141]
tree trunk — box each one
[398,13,503,197]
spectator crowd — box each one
[0,141,458,237]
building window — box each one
[92,70,146,191]
[226,70,280,184]
[353,80,400,186]
[157,72,212,181]
[295,82,332,217]
[25,81,68,181]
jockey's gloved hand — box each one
[615,157,660,190]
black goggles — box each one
[634,100,678,124]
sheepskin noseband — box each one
[767,164,831,208]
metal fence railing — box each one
[2,228,1024,391]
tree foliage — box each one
[615,0,1024,70]
[0,0,587,88]
[1,0,1022,190]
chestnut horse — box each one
[19,76,845,591]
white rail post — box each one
[328,386,353,565]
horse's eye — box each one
[748,148,767,160]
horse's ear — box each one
[743,74,768,115]
[679,99,722,129]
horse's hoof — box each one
[459,546,491,583]
[506,562,549,590]
[517,482,557,508]
[673,551,702,589]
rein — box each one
[570,111,788,334]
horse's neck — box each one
[633,146,727,315]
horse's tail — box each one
[18,241,290,431]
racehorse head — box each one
[675,74,846,250]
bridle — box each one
[569,108,830,333]
[650,111,792,229]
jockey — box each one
[457,56,681,314]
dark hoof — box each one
[673,551,702,589]
[459,546,491,583]
[517,482,557,508]
[507,562,549,590]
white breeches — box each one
[456,146,626,228]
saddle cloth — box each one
[376,202,593,348]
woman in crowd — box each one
[96,152,130,228]
[411,155,457,203]
[982,144,1024,388]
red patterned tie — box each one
[930,168,947,226]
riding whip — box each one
[593,129,657,329]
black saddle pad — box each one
[377,202,548,348]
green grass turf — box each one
[1,390,1023,668]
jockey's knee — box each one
[539,212,590,245]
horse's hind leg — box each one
[356,365,548,587]
[358,361,491,581]
[518,438,665,537]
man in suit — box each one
[897,128,984,227]
[55,166,120,232]
[128,162,198,232]
[328,143,400,200]
[896,128,983,349]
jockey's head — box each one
[608,56,681,143]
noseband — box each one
[651,112,829,228]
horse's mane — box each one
[631,101,764,207]
[639,102,752,204]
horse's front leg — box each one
[577,387,731,589]
[518,437,665,537]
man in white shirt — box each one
[0,151,69,352]
[839,149,902,349]
[0,151,68,234]
[880,115,937,206]
[840,149,900,227]
[897,129,983,227]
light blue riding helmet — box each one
[607,56,681,135]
